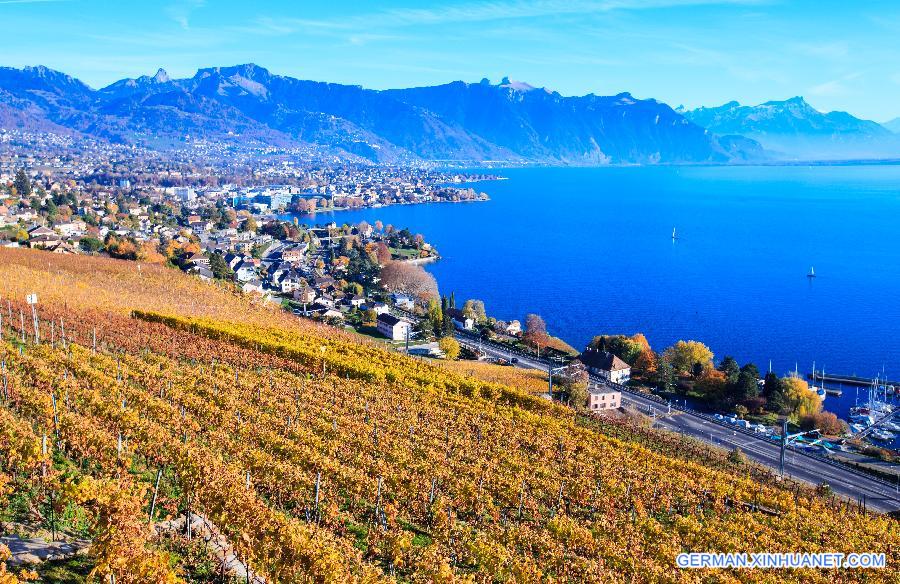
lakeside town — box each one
[0,143,896,484]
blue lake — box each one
[289,165,900,419]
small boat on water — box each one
[849,423,866,434]
[870,430,896,441]
[849,413,875,426]
[807,266,816,278]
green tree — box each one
[14,169,32,198]
[346,246,381,292]
[728,447,746,465]
[441,312,454,336]
[426,299,443,337]
[766,388,789,414]
[741,363,761,379]
[79,236,103,254]
[726,369,760,406]
[718,356,740,384]
[209,253,234,280]
[44,197,59,221]
[763,372,781,397]
[654,359,676,392]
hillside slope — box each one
[0,248,896,582]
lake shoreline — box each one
[290,165,900,423]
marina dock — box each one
[807,372,899,389]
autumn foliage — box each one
[0,248,897,583]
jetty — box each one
[807,372,899,389]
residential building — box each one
[390,293,414,310]
[282,244,308,263]
[579,348,631,385]
[377,313,413,341]
[234,263,258,282]
[447,308,475,331]
[174,187,196,203]
[27,225,61,249]
[241,279,264,294]
[293,287,316,304]
[587,385,622,412]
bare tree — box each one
[523,313,550,357]
[381,262,438,301]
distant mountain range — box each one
[883,118,900,134]
[3,64,898,164]
[0,64,762,164]
[681,97,900,160]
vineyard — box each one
[438,360,550,395]
[0,248,897,583]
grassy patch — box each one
[32,555,94,584]
[388,246,420,260]
[345,520,369,553]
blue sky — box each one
[2,0,900,121]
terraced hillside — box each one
[0,248,896,582]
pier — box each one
[807,372,900,389]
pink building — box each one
[588,385,621,412]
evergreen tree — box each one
[763,372,788,413]
[442,313,454,335]
[763,372,782,397]
[718,356,741,384]
[14,169,32,198]
[655,360,676,393]
[733,370,760,402]
[209,253,234,280]
[741,362,761,379]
